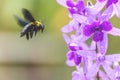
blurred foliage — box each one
[0,0,73,80]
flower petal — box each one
[76,0,85,10]
[103,63,115,80]
[83,24,94,37]
[66,52,75,66]
[106,0,118,8]
[61,19,79,33]
[56,0,68,7]
[106,54,120,62]
[90,40,96,50]
[93,32,103,42]
[68,43,82,51]
[76,34,90,42]
[66,0,75,7]
[61,25,73,33]
[87,0,107,15]
[108,27,120,36]
[66,59,75,66]
[62,33,71,44]
[101,21,112,31]
[67,51,75,60]
[86,62,100,78]
[72,71,86,80]
[82,57,88,73]
[101,5,114,20]
[106,0,113,8]
[114,3,120,18]
[77,50,96,60]
[74,55,82,65]
[97,33,108,54]
[99,70,109,80]
[73,14,87,23]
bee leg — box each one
[41,28,44,33]
[26,33,29,40]
[34,27,38,36]
[30,31,33,38]
[34,30,37,36]
[40,25,44,33]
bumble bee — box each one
[15,8,44,40]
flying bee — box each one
[15,8,44,40]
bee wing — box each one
[20,23,33,37]
[14,15,28,27]
[22,8,35,22]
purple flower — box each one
[98,0,120,18]
[86,53,120,80]
[62,34,85,66]
[106,0,118,8]
[98,0,119,8]
[74,10,120,54]
[56,0,86,18]
[106,0,120,18]
[82,21,112,54]
[86,0,107,15]
[63,34,96,67]
[57,0,96,18]
[66,42,83,66]
[66,0,85,15]
[57,0,120,80]
[66,51,82,66]
[62,33,83,66]
[61,19,80,33]
[113,62,120,79]
[83,21,112,42]
[72,70,89,80]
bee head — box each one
[35,21,41,27]
[34,20,44,32]
[41,24,44,32]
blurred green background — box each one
[0,0,74,80]
[0,0,120,80]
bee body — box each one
[15,8,44,40]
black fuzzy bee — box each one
[15,8,44,40]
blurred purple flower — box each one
[98,0,120,18]
[57,0,100,19]
[87,53,120,80]
[62,34,96,67]
[106,0,118,8]
[87,0,107,15]
[62,34,86,66]
[57,0,120,80]
[61,19,80,33]
[82,21,112,54]
[66,0,85,15]
[72,70,88,80]
[66,42,83,66]
[113,62,120,79]
[106,0,120,18]
[74,9,120,54]
[57,0,85,16]
[66,51,82,66]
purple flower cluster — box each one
[57,0,120,80]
